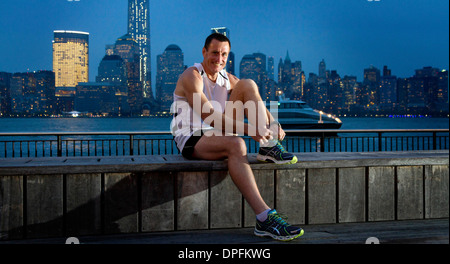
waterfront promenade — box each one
[1,218,447,244]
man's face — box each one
[202,39,230,74]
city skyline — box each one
[0,0,448,97]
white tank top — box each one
[171,63,231,151]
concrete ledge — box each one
[0,150,448,175]
[0,150,448,240]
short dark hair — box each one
[204,33,231,51]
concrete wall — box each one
[0,150,448,240]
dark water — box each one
[339,117,449,130]
[0,117,448,132]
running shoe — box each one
[254,209,304,241]
[257,141,298,164]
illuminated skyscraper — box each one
[267,56,274,81]
[128,0,151,98]
[113,33,143,115]
[156,44,184,111]
[278,51,303,98]
[240,53,267,98]
[363,65,381,107]
[319,59,326,79]
[52,30,89,88]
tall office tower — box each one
[8,71,55,115]
[318,59,326,79]
[227,51,235,75]
[291,61,304,99]
[267,56,274,81]
[279,51,292,85]
[396,78,409,112]
[52,30,89,88]
[277,58,283,84]
[240,54,258,80]
[436,70,449,111]
[278,51,303,99]
[239,53,267,99]
[414,66,446,112]
[363,65,381,107]
[96,55,125,84]
[0,72,12,115]
[328,70,343,112]
[379,66,397,110]
[95,53,130,116]
[114,34,140,63]
[305,72,319,105]
[156,44,185,111]
[379,75,397,109]
[383,65,391,77]
[75,83,120,115]
[10,72,35,114]
[211,27,235,75]
[128,0,152,98]
[35,70,56,115]
[114,33,143,115]
[342,75,358,111]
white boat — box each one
[267,97,342,130]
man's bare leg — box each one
[190,78,303,241]
[228,79,297,165]
[200,78,274,215]
[192,134,270,215]
[227,79,271,134]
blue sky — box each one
[0,0,448,95]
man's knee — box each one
[232,79,260,101]
[237,78,257,87]
[227,136,247,155]
[236,79,258,91]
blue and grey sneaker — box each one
[254,209,304,241]
[257,141,298,164]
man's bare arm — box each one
[178,69,271,142]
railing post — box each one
[320,132,325,152]
[433,131,437,150]
[129,134,134,155]
[57,135,62,157]
[378,132,383,151]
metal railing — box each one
[0,129,448,158]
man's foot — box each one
[254,209,304,241]
[257,141,298,164]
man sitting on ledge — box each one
[171,33,303,241]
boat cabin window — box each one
[267,101,312,109]
[279,103,304,109]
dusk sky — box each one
[0,0,448,96]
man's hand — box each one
[250,125,274,145]
[269,122,285,141]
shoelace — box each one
[268,212,289,227]
[276,142,287,153]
